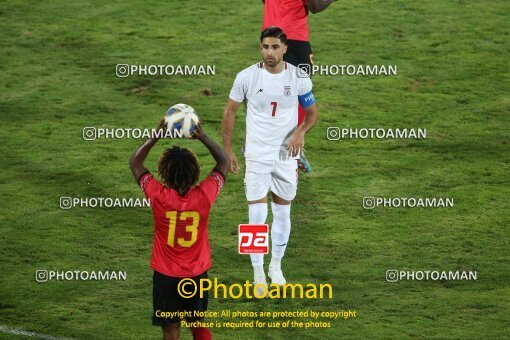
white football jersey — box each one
[229,61,313,161]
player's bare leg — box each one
[162,323,180,340]
[268,193,292,286]
[248,197,269,296]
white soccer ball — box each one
[164,103,200,138]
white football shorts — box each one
[244,159,298,201]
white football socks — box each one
[248,203,268,268]
[253,265,265,281]
[248,202,291,286]
[269,256,281,270]
[270,202,291,260]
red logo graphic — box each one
[238,224,269,254]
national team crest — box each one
[284,85,291,96]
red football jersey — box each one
[139,171,224,277]
[262,0,309,41]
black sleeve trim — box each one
[212,167,227,182]
[137,171,151,186]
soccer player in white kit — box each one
[221,26,318,290]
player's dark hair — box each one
[157,146,200,195]
[260,26,287,44]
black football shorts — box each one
[152,270,208,327]
[284,39,314,69]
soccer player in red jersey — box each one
[130,120,229,340]
[262,0,335,173]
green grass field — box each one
[1,0,509,338]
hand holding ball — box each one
[164,103,200,138]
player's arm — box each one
[288,103,318,157]
[192,124,230,180]
[307,0,335,14]
[288,81,318,157]
[300,103,319,133]
[129,119,165,183]
[221,99,242,175]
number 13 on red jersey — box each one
[166,211,200,248]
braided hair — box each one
[157,146,200,195]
